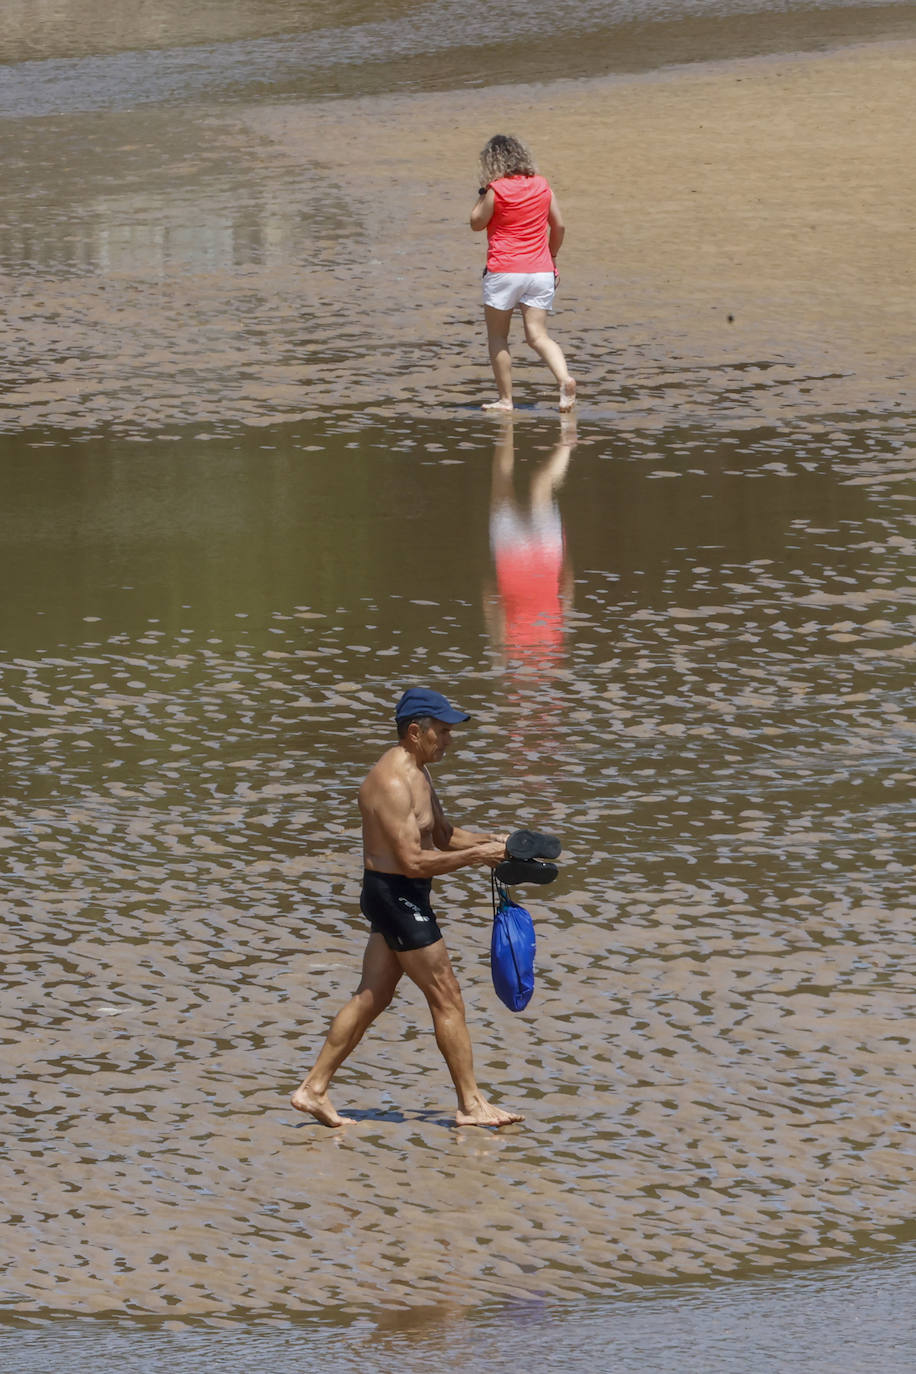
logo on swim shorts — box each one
[398,897,429,923]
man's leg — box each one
[483,305,515,411]
[397,939,523,1128]
[291,932,401,1127]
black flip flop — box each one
[495,857,559,886]
[506,828,562,862]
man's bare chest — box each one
[408,773,436,837]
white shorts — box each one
[482,270,556,312]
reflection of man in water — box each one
[485,417,575,671]
[291,688,522,1129]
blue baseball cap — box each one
[395,687,471,725]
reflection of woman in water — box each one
[470,134,576,414]
[485,417,576,672]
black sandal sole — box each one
[495,858,559,886]
[506,828,562,861]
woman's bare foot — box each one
[559,377,576,412]
[290,1083,355,1127]
[482,398,514,412]
[455,1095,524,1128]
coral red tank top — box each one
[486,175,554,273]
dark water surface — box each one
[1,0,913,115]
[2,0,916,1369]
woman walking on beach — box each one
[470,133,575,414]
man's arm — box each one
[429,781,508,854]
[444,823,510,852]
[367,773,504,879]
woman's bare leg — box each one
[483,305,515,411]
[520,304,576,410]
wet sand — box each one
[3,417,916,1318]
[2,40,914,433]
[2,25,916,1341]
[246,38,915,414]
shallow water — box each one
[2,0,916,1366]
[5,1251,916,1372]
[2,0,913,114]
[3,411,915,1327]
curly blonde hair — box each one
[479,134,537,183]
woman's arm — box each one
[548,193,566,260]
[470,187,495,231]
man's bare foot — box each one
[559,378,576,412]
[482,398,514,412]
[455,1096,524,1128]
[290,1083,355,1127]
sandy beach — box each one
[2,39,914,432]
[249,36,916,384]
[3,15,916,1353]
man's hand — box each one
[477,839,509,868]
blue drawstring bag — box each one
[490,874,536,1012]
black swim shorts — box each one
[360,870,443,952]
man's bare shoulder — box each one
[359,747,411,807]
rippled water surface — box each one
[5,1252,916,1372]
[2,0,915,1369]
[4,411,915,1326]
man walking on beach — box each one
[291,687,523,1129]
